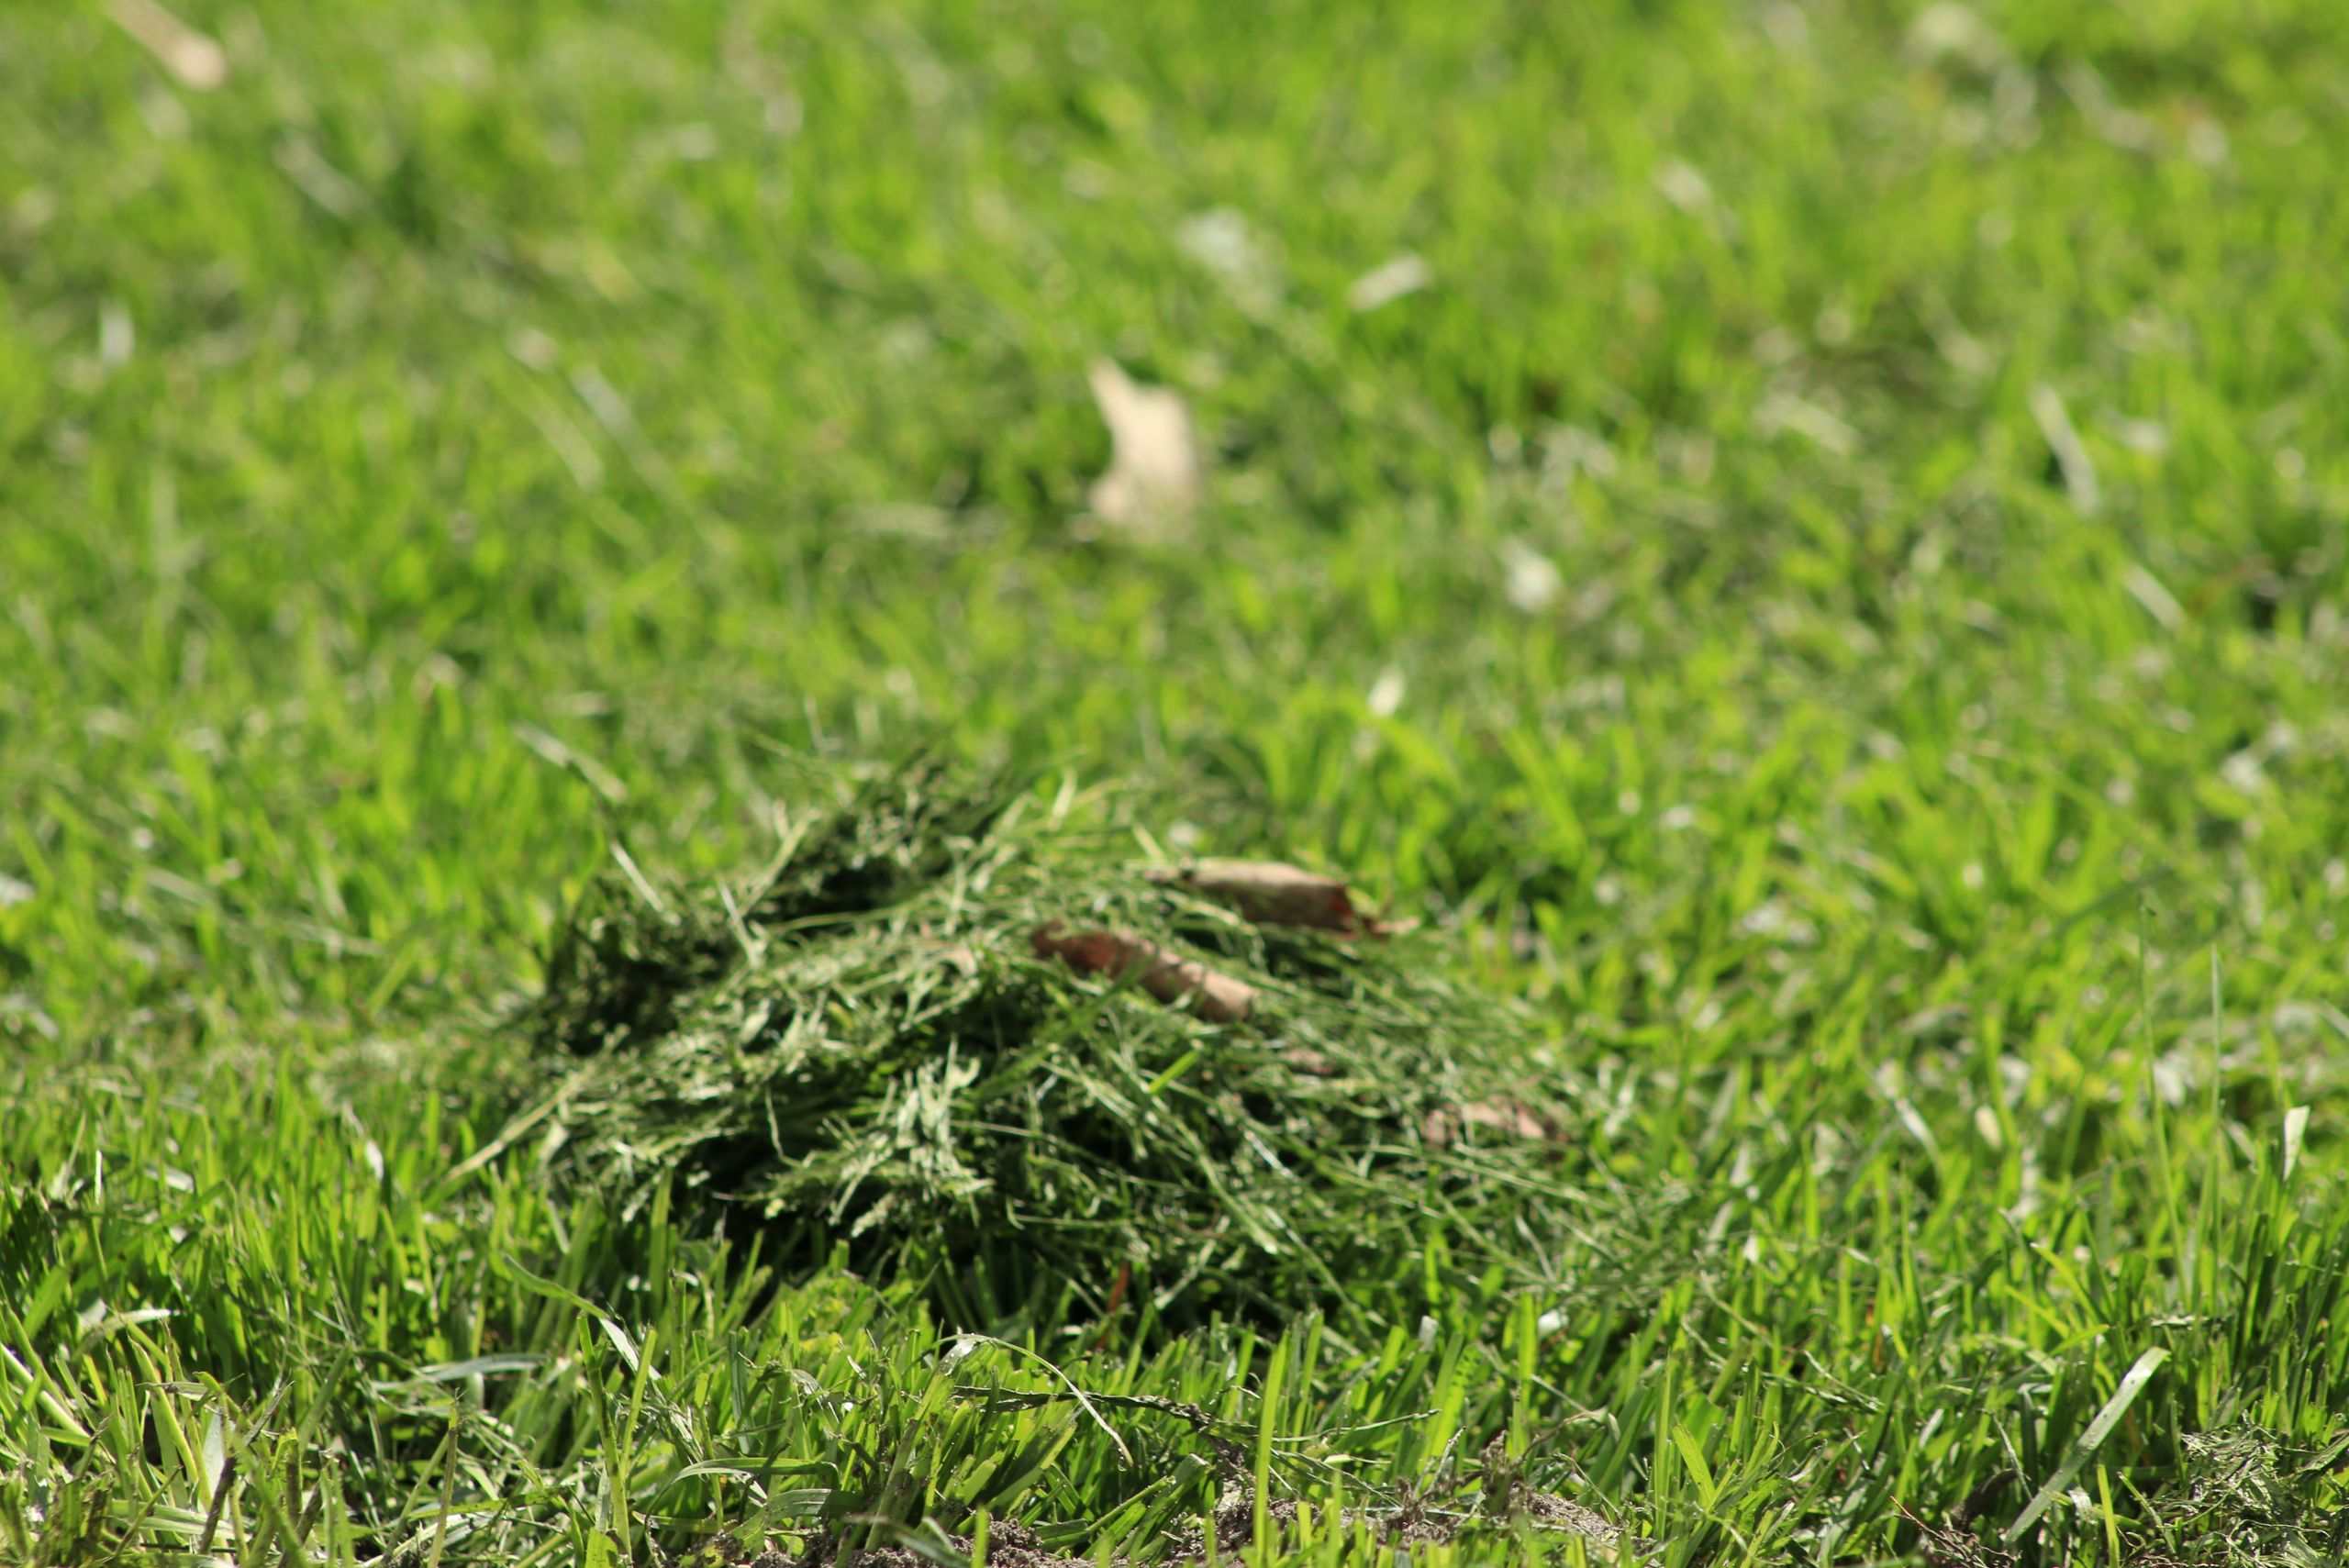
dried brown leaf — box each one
[1147,858,1412,937]
[1085,359,1200,535]
[1461,1098,1553,1140]
[1030,922,1254,1022]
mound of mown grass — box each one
[523,761,1580,1324]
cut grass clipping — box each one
[525,760,1572,1327]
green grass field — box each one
[7,0,2349,1562]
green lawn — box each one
[6,0,2349,1562]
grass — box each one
[522,761,1591,1327]
[5,0,2349,1561]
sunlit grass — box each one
[5,0,2349,1561]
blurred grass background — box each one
[6,0,2343,1039]
[6,0,2349,1561]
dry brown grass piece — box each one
[1424,1099,1553,1148]
[1030,922,1256,1022]
[1145,859,1409,937]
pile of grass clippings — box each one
[525,762,1584,1321]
